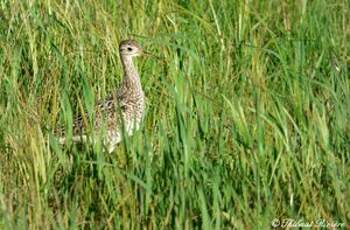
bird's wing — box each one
[55,93,120,139]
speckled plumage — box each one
[57,40,145,153]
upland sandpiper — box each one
[57,39,145,153]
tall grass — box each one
[0,0,349,228]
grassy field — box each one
[0,0,349,229]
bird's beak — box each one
[142,50,152,56]
[143,50,162,60]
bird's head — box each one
[119,39,143,57]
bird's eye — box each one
[127,47,133,51]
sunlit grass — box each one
[0,0,349,228]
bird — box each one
[56,39,146,153]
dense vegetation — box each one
[0,0,349,228]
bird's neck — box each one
[121,55,141,89]
[119,54,145,122]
